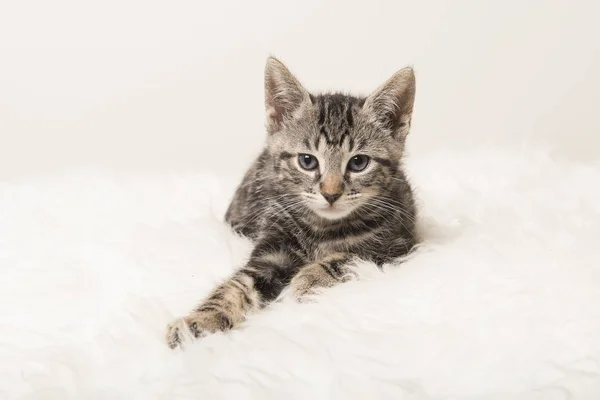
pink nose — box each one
[319,173,344,205]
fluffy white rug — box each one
[2,143,600,399]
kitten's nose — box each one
[320,174,344,205]
[321,192,342,205]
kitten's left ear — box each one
[264,57,312,134]
[363,67,416,140]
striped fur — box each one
[166,58,418,349]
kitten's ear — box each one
[264,57,311,134]
[363,67,416,140]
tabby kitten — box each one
[166,57,417,348]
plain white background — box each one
[1,0,599,181]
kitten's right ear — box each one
[264,57,311,134]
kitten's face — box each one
[269,95,402,220]
[264,58,415,221]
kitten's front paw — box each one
[165,310,233,349]
[290,266,330,303]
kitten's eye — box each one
[298,154,319,171]
[347,155,370,172]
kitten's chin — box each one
[311,205,355,220]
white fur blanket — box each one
[2,144,600,399]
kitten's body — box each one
[166,59,418,349]
[225,96,416,264]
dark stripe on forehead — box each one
[346,103,354,127]
[313,94,366,147]
[325,98,335,121]
[320,125,336,145]
[317,100,326,125]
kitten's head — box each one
[264,57,416,221]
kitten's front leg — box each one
[166,241,303,349]
[165,271,257,349]
[289,252,355,301]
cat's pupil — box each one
[348,155,369,172]
[298,154,318,171]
